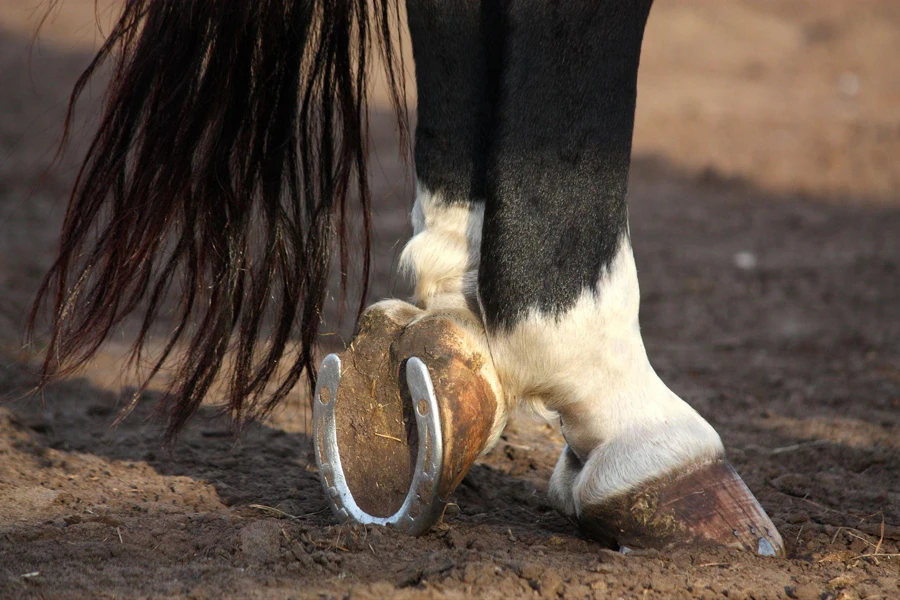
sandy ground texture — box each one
[1,0,899,598]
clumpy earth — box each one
[1,1,899,598]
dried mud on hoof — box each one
[314,305,500,535]
[578,459,785,556]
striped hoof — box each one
[577,459,785,556]
[313,304,500,535]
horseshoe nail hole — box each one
[319,387,332,405]
[416,399,429,416]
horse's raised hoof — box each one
[577,459,785,557]
[313,303,500,535]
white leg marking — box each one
[399,182,509,449]
[400,182,483,315]
[547,445,582,519]
[486,236,725,512]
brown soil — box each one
[1,1,899,598]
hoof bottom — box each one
[313,305,500,536]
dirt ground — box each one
[1,1,899,598]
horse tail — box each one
[28,0,408,439]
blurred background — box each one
[0,1,898,597]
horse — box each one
[30,0,783,555]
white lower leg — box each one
[486,236,725,518]
[400,182,483,317]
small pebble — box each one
[733,251,757,270]
[839,72,860,98]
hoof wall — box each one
[578,460,785,557]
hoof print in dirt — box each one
[577,460,785,557]
[313,302,501,536]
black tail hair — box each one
[28,0,408,440]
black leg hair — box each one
[479,0,653,329]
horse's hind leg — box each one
[314,0,508,533]
[400,1,491,325]
[398,0,510,440]
[478,0,783,555]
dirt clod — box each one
[239,520,283,564]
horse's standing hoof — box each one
[313,303,501,535]
[577,460,785,557]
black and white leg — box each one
[400,0,509,444]
[478,0,783,555]
[313,0,508,534]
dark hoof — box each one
[578,460,785,556]
[313,306,499,535]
